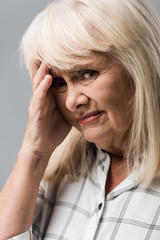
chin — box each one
[82,128,106,145]
[82,127,123,152]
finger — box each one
[34,74,53,100]
[32,62,50,91]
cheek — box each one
[54,94,67,115]
[55,95,76,126]
[97,88,133,129]
[108,97,133,131]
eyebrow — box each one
[68,59,108,72]
[50,64,95,76]
[67,64,94,73]
[50,57,108,76]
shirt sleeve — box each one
[9,179,47,240]
[9,228,32,240]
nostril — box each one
[66,89,89,112]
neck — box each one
[105,154,128,195]
[102,149,123,159]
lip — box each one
[76,110,104,124]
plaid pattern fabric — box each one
[12,148,160,240]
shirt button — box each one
[98,203,103,210]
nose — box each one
[65,84,89,112]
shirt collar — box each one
[94,147,139,200]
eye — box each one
[82,70,98,79]
[51,77,67,93]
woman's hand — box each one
[21,62,71,163]
[0,63,72,239]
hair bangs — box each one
[20,0,160,186]
[21,0,115,72]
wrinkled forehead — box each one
[48,51,115,76]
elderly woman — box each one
[1,0,160,239]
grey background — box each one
[0,0,160,190]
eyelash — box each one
[81,70,98,80]
[50,70,98,93]
[50,77,67,92]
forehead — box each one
[50,52,114,76]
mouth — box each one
[76,110,104,124]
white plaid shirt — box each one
[11,148,160,240]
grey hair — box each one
[20,0,160,186]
